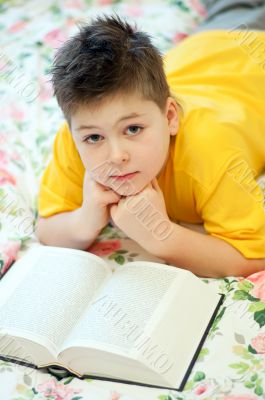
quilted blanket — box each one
[0,0,265,399]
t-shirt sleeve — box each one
[194,153,265,259]
[37,121,85,217]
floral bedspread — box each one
[0,0,265,399]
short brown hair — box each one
[51,13,181,123]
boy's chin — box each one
[114,185,150,198]
[108,182,141,197]
[105,174,151,197]
[112,186,136,197]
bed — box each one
[0,0,265,398]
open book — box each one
[0,245,224,391]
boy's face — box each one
[71,92,179,196]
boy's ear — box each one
[165,96,179,136]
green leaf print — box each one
[247,294,260,302]
[210,306,226,334]
[254,385,264,396]
[193,371,206,381]
[198,347,209,361]
[184,380,194,390]
[249,302,265,313]
[23,373,33,386]
[169,0,190,12]
[233,290,249,300]
[238,280,254,292]
[235,333,245,344]
[114,254,125,264]
[63,376,75,384]
[36,135,49,147]
[49,4,61,15]
[230,362,249,374]
[245,381,255,388]
[254,309,265,327]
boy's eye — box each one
[83,125,142,144]
[83,134,102,144]
[125,125,142,135]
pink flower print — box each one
[251,332,265,354]
[0,150,8,166]
[110,390,121,400]
[124,5,144,18]
[247,270,265,300]
[194,384,207,395]
[10,151,21,161]
[192,380,217,398]
[36,377,82,400]
[43,29,67,49]
[66,18,76,28]
[88,239,121,256]
[98,0,114,5]
[0,168,16,185]
[0,240,21,276]
[0,59,8,73]
[222,396,259,400]
[0,134,7,146]
[8,20,28,33]
[173,32,189,44]
[189,0,207,17]
[39,77,53,102]
[65,0,85,8]
[10,106,25,121]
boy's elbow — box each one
[229,257,265,278]
[35,217,48,244]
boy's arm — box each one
[153,152,265,278]
[151,222,265,278]
[35,208,101,250]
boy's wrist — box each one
[146,221,179,260]
[71,207,102,243]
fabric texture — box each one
[196,0,265,31]
[1,1,265,399]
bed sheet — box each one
[0,0,265,399]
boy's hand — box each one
[80,170,121,235]
[109,178,172,253]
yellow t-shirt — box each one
[38,29,265,259]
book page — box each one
[60,261,180,354]
[0,246,111,356]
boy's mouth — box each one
[110,171,138,181]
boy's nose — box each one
[108,143,130,164]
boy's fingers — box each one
[103,189,121,204]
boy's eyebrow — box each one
[76,112,147,132]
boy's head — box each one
[51,14,181,195]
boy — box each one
[36,3,265,278]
